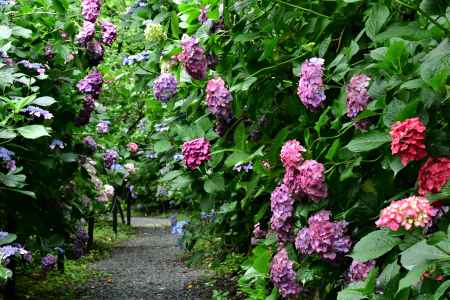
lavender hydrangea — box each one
[49,139,65,150]
[75,21,96,45]
[270,184,294,244]
[198,6,208,24]
[233,162,253,173]
[206,78,233,122]
[21,106,53,119]
[346,74,371,118]
[153,73,178,102]
[297,160,328,201]
[100,21,117,46]
[180,35,208,80]
[251,222,266,245]
[18,60,46,75]
[347,260,376,282]
[0,245,31,264]
[83,136,97,151]
[86,40,104,65]
[103,149,118,169]
[297,57,326,111]
[44,44,54,60]
[270,248,302,299]
[155,123,169,132]
[295,210,351,260]
[0,147,14,161]
[81,0,101,22]
[5,160,16,172]
[41,255,57,273]
[77,68,103,95]
[96,120,110,134]
[283,166,304,199]
[122,51,150,65]
[76,95,96,126]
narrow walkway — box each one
[78,217,211,300]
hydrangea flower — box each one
[375,196,436,231]
[0,245,31,263]
[77,68,103,95]
[390,117,427,166]
[21,106,53,119]
[44,44,54,60]
[73,227,89,259]
[76,95,96,126]
[49,139,65,150]
[251,222,266,245]
[75,21,96,45]
[283,166,304,199]
[96,120,110,134]
[155,123,169,132]
[198,6,208,24]
[100,21,117,45]
[418,157,450,196]
[144,23,166,42]
[179,35,208,80]
[270,184,294,244]
[297,57,326,111]
[41,255,57,273]
[280,140,305,169]
[122,51,150,65]
[347,260,376,282]
[18,60,46,75]
[346,74,371,118]
[103,149,118,169]
[295,210,351,260]
[124,162,136,173]
[173,153,184,162]
[206,78,233,122]
[83,136,97,151]
[270,248,302,299]
[182,138,211,169]
[5,160,16,172]
[0,147,14,161]
[297,160,328,201]
[153,73,177,102]
[233,162,253,173]
[86,40,104,65]
[81,0,101,22]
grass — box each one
[14,220,136,300]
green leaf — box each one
[51,0,68,13]
[225,151,249,168]
[400,240,449,270]
[350,230,400,261]
[434,280,450,300]
[420,40,450,91]
[161,170,184,182]
[59,153,78,162]
[365,4,390,40]
[234,123,247,150]
[388,156,404,176]
[204,174,225,193]
[154,140,172,153]
[378,261,401,289]
[325,139,341,161]
[33,96,56,107]
[345,131,390,153]
[0,233,17,246]
[0,129,17,139]
[398,264,430,292]
[0,266,12,281]
[171,11,180,38]
[12,26,32,39]
[337,289,366,300]
[383,99,406,127]
[381,39,408,74]
[252,245,271,274]
[0,25,12,40]
[17,125,50,139]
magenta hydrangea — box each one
[76,95,96,125]
[182,138,211,169]
[346,74,371,118]
[283,166,304,199]
[86,40,104,65]
[206,78,233,122]
[100,21,117,46]
[270,184,294,244]
[297,57,326,111]
[295,210,351,260]
[347,260,376,282]
[82,0,101,22]
[297,160,328,201]
[179,34,208,80]
[280,140,305,169]
[103,149,118,169]
[77,68,103,95]
[153,73,177,102]
[75,21,96,45]
[270,248,302,299]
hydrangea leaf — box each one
[350,230,400,261]
[345,131,390,153]
[17,125,50,139]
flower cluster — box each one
[86,40,104,65]
[418,157,450,196]
[295,210,351,260]
[153,73,178,102]
[270,185,294,244]
[81,0,101,22]
[127,142,138,153]
[18,60,46,76]
[103,149,119,169]
[41,255,57,273]
[390,117,427,166]
[296,160,328,201]
[347,260,376,282]
[124,162,136,174]
[280,139,305,169]
[83,136,97,151]
[21,106,54,119]
[96,120,110,134]
[77,68,103,95]
[206,77,233,122]
[346,74,371,118]
[76,95,96,126]
[182,138,211,169]
[375,196,436,231]
[76,21,96,45]
[144,23,166,42]
[97,184,114,203]
[251,222,266,245]
[100,21,117,45]
[233,162,253,173]
[49,139,65,150]
[122,51,150,65]
[0,244,32,264]
[179,35,208,80]
[297,57,326,111]
[198,6,208,24]
[270,248,302,299]
[0,147,16,172]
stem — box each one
[274,0,329,18]
[245,52,308,80]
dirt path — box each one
[77,218,211,300]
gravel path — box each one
[77,218,211,300]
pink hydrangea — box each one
[206,77,233,122]
[127,142,138,153]
[375,196,436,231]
[100,21,117,46]
[297,160,328,201]
[283,166,304,199]
[418,157,450,196]
[270,184,294,244]
[346,74,371,118]
[82,0,101,22]
[179,35,208,80]
[75,21,96,45]
[390,117,427,166]
[182,138,211,169]
[347,260,376,282]
[297,57,326,111]
[280,140,305,168]
[270,248,302,299]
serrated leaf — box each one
[17,125,49,139]
[350,230,400,261]
[398,264,430,292]
[204,174,225,193]
[400,240,448,270]
[345,131,390,152]
[154,140,172,153]
[365,4,390,40]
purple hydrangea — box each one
[270,184,294,244]
[206,78,233,122]
[0,245,31,263]
[179,35,208,80]
[233,162,253,173]
[182,138,211,169]
[77,68,103,95]
[96,120,110,134]
[41,255,57,273]
[76,95,96,126]
[44,44,54,60]
[87,40,104,65]
[103,149,118,169]
[153,73,178,102]
[49,139,65,150]
[18,60,46,75]
[21,106,53,119]
[347,260,376,282]
[297,160,328,201]
[83,136,97,151]
[198,6,208,24]
[295,210,351,260]
[0,147,14,161]
[297,57,326,111]
[283,166,304,199]
[346,74,371,118]
[81,0,101,22]
[5,160,16,172]
[100,21,117,46]
[75,21,96,45]
[270,248,302,299]
[251,222,266,245]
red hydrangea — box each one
[179,35,208,80]
[280,140,305,169]
[418,157,450,196]
[206,77,233,122]
[270,184,294,244]
[270,248,302,299]
[182,138,211,169]
[375,196,436,231]
[390,117,427,166]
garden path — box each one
[77,217,211,300]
